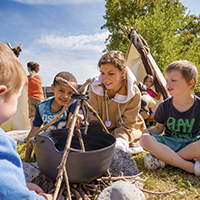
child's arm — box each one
[26,182,44,193]
[24,126,41,162]
[27,126,41,140]
[143,122,164,135]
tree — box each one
[102,0,200,92]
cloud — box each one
[19,31,109,85]
[36,31,109,52]
[11,0,101,5]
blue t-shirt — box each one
[0,128,45,200]
[154,96,200,138]
[33,97,77,131]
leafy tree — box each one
[102,0,200,92]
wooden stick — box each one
[77,184,91,200]
[53,100,82,200]
[76,85,88,152]
[137,187,177,194]
[63,167,72,200]
[57,185,66,200]
[83,101,109,133]
[97,172,143,181]
[77,130,85,152]
[70,186,82,200]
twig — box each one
[137,187,177,194]
[77,130,85,152]
[70,186,82,200]
[69,148,85,153]
[97,172,143,181]
[63,168,72,200]
[53,101,82,200]
[77,184,91,200]
[57,185,66,200]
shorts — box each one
[151,133,200,152]
[28,98,43,118]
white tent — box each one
[125,27,169,111]
[0,86,30,131]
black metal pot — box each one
[32,124,116,183]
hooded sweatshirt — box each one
[87,67,146,146]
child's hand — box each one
[75,113,85,130]
[26,182,44,194]
[68,112,88,130]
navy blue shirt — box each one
[154,96,200,138]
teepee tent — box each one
[0,86,30,131]
[125,27,169,111]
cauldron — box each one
[32,124,116,183]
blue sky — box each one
[1,0,199,86]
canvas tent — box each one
[125,27,169,111]
[0,86,30,132]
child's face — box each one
[144,77,153,89]
[51,82,77,108]
[100,63,125,91]
[0,87,22,124]
[165,70,192,97]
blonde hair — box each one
[165,60,198,89]
[0,42,27,98]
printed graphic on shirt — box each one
[167,117,195,139]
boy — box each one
[27,61,44,126]
[0,41,53,199]
[25,71,83,162]
[140,60,200,176]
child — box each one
[143,74,161,100]
[143,74,161,125]
[87,50,146,153]
[137,82,156,120]
[0,41,53,199]
[24,71,83,162]
[27,61,45,126]
[140,60,200,176]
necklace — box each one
[104,83,123,127]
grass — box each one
[132,152,200,199]
[17,143,200,199]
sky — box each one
[1,0,200,86]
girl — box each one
[87,50,145,153]
[143,74,161,125]
[143,74,161,100]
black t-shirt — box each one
[154,96,200,138]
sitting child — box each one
[137,82,156,121]
[0,41,53,199]
[143,74,161,126]
[140,60,200,176]
[25,71,84,162]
